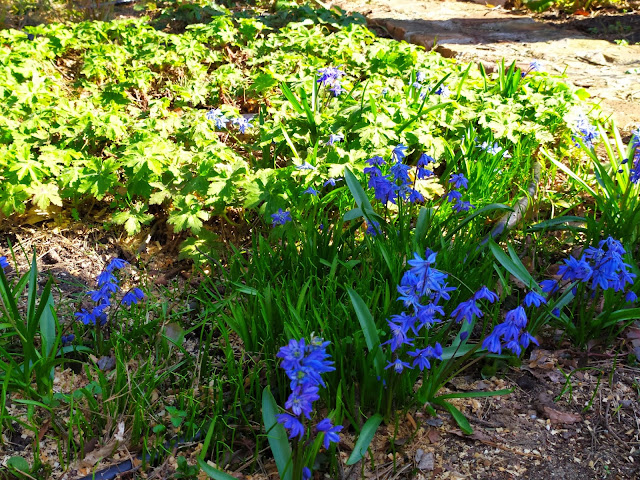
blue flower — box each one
[573,113,599,149]
[449,173,468,190]
[416,71,426,82]
[523,291,547,308]
[385,358,412,374]
[366,220,381,236]
[482,332,502,355]
[329,83,345,96]
[277,413,305,440]
[303,467,311,480]
[382,319,413,352]
[392,144,408,162]
[285,384,320,419]
[316,418,343,449]
[205,109,229,129]
[434,85,450,97]
[106,258,128,272]
[451,299,483,323]
[121,288,145,306]
[303,187,318,196]
[474,286,498,303]
[366,155,386,166]
[277,338,307,371]
[0,256,8,269]
[317,66,345,86]
[323,178,343,187]
[96,271,118,287]
[626,291,638,303]
[452,200,474,213]
[369,175,398,204]
[407,343,442,370]
[540,279,559,294]
[326,133,344,146]
[558,256,592,282]
[232,116,252,134]
[416,154,434,179]
[61,334,75,346]
[446,190,462,203]
[390,162,411,184]
[296,162,316,171]
[271,209,292,226]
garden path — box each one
[333,0,640,130]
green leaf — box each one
[435,399,473,434]
[489,239,538,291]
[343,167,375,215]
[347,288,384,377]
[7,456,30,473]
[436,388,513,400]
[28,182,63,210]
[197,458,237,480]
[262,386,292,480]
[346,413,382,465]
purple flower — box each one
[316,418,343,449]
[277,413,305,440]
[271,209,292,226]
[277,338,307,371]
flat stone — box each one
[335,0,640,129]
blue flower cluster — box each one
[205,109,253,133]
[446,172,475,213]
[541,237,636,295]
[521,60,543,78]
[572,113,599,149]
[630,127,640,184]
[276,337,342,449]
[363,145,433,208]
[411,71,450,99]
[317,66,346,97]
[382,249,454,374]
[75,258,144,326]
[477,141,512,159]
[482,303,539,356]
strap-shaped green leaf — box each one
[262,386,292,480]
[346,413,382,465]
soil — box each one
[537,8,640,44]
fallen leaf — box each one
[542,406,582,425]
[415,449,435,471]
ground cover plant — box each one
[1,0,640,478]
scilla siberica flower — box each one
[572,113,599,149]
[205,108,228,129]
[0,256,8,270]
[630,127,640,184]
[275,337,342,477]
[75,258,144,327]
[271,209,292,226]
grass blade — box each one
[262,386,292,480]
